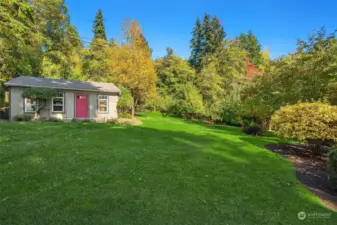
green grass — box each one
[0,113,336,224]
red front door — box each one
[76,94,88,119]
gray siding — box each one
[9,87,119,121]
[65,92,75,119]
[89,92,119,122]
[9,87,24,120]
[89,93,97,119]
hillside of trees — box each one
[1,0,336,126]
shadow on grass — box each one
[0,121,336,224]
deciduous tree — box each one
[107,20,157,117]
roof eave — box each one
[4,83,120,94]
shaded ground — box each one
[267,143,337,211]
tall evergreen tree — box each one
[84,9,109,81]
[238,31,263,66]
[210,16,226,53]
[93,9,107,40]
[202,13,212,56]
[189,17,203,70]
[189,14,226,70]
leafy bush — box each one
[48,117,63,122]
[157,95,175,117]
[328,150,337,190]
[13,114,33,121]
[328,82,337,105]
[221,103,241,127]
[119,112,132,119]
[175,83,205,119]
[117,87,133,114]
[271,102,337,142]
[271,102,337,155]
[243,123,262,136]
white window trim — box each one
[52,92,65,113]
[97,95,109,113]
[24,98,36,113]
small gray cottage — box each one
[5,76,121,121]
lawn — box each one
[0,113,336,224]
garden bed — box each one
[266,144,337,211]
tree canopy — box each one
[0,1,336,133]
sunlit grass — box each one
[0,114,335,224]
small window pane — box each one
[98,95,108,113]
[25,98,36,112]
[53,98,63,105]
[100,107,107,112]
[52,93,64,112]
[53,105,63,112]
[99,95,108,99]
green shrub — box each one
[271,102,337,155]
[119,112,132,118]
[13,114,33,121]
[48,117,63,122]
[221,104,241,127]
[117,87,133,114]
[271,102,337,142]
[328,150,337,190]
[157,95,175,117]
[328,82,337,105]
[243,123,262,136]
[242,118,253,128]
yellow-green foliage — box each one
[271,102,337,142]
[328,82,337,105]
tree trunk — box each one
[131,97,138,118]
[131,105,135,118]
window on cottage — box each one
[98,95,108,113]
[52,92,64,112]
[24,98,36,113]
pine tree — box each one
[93,9,107,40]
[210,16,226,53]
[108,38,117,47]
[84,9,109,81]
[202,13,212,57]
[189,17,203,70]
[189,14,226,71]
[238,30,263,66]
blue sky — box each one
[67,0,337,59]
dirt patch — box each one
[266,144,337,211]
